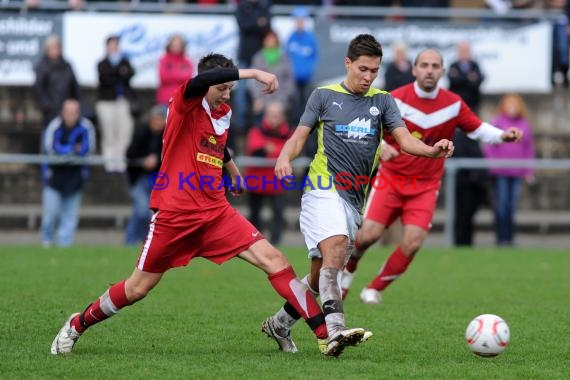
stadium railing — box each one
[444,158,570,246]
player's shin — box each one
[319,267,346,337]
[71,280,132,333]
[268,267,327,339]
[367,246,414,291]
[273,274,318,329]
[341,241,365,299]
[345,239,366,273]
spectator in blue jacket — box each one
[286,6,319,124]
[40,99,96,247]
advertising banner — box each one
[2,11,552,94]
[314,20,552,94]
[63,12,298,88]
[0,14,62,85]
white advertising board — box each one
[316,21,553,94]
[63,12,298,88]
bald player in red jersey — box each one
[341,49,523,304]
[51,53,332,356]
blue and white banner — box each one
[63,12,299,89]
[0,11,552,94]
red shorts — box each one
[364,169,440,230]
[136,204,264,273]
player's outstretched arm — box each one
[466,122,523,144]
[392,127,454,158]
[184,68,240,99]
[275,125,312,180]
[238,69,279,94]
[183,68,278,99]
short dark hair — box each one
[197,53,237,73]
[346,34,383,62]
[413,48,444,66]
[106,35,119,45]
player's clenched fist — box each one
[501,127,523,143]
[256,71,279,94]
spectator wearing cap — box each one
[286,6,319,125]
[124,105,167,246]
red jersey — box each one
[149,79,232,212]
[383,82,482,181]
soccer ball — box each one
[465,314,510,357]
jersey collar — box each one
[413,81,439,99]
[201,98,232,136]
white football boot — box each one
[261,317,298,353]
[319,329,373,354]
[51,313,82,355]
[360,288,382,305]
[323,328,365,357]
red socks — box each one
[368,246,414,291]
[71,280,131,333]
[69,268,330,340]
[269,266,327,339]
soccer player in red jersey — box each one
[341,49,523,304]
[51,53,332,356]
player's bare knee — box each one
[125,283,151,302]
[263,246,290,273]
[359,230,380,250]
[358,223,384,249]
[401,236,423,255]
[271,251,291,271]
[322,242,347,268]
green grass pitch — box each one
[0,245,569,379]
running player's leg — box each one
[341,219,387,299]
[360,186,437,304]
[51,210,186,355]
[265,258,322,351]
[239,240,328,348]
[341,178,400,299]
[51,269,163,355]
[316,235,366,356]
[261,191,367,355]
[362,224,427,300]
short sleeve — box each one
[172,79,206,115]
[298,88,323,129]
[381,94,405,133]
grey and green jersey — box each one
[299,82,404,213]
